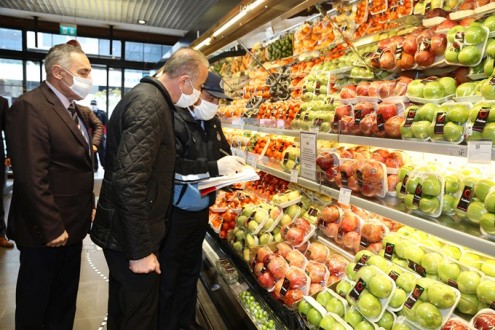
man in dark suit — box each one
[0,95,13,248]
[6,43,95,329]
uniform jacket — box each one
[6,82,94,246]
[174,107,231,206]
[90,76,176,260]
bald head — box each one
[156,47,209,104]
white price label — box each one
[290,169,298,183]
[467,141,492,164]
[338,188,352,205]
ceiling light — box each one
[212,0,265,38]
[137,19,146,25]
[193,37,212,50]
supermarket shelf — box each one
[224,122,495,160]
[256,163,495,257]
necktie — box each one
[68,102,79,126]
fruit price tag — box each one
[338,187,352,205]
[290,169,298,183]
[467,140,492,164]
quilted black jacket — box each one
[90,76,176,260]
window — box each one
[125,42,169,62]
[0,59,24,99]
[0,28,22,51]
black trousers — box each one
[15,242,82,330]
[158,207,209,330]
[104,249,160,330]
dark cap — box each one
[90,100,97,105]
[203,72,232,101]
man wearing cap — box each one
[158,72,243,330]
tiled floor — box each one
[0,169,110,330]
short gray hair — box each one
[44,44,85,75]
[160,48,208,83]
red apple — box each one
[340,212,359,232]
[415,50,435,67]
[384,115,405,138]
[274,242,293,258]
[431,34,447,56]
[305,261,328,284]
[377,102,398,121]
[285,267,308,289]
[380,51,396,70]
[306,242,329,263]
[357,81,371,96]
[285,250,307,269]
[396,51,415,70]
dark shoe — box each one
[0,236,14,248]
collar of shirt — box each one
[187,107,198,120]
[45,81,72,110]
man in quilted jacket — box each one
[91,47,208,330]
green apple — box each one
[419,196,440,215]
[484,191,495,213]
[411,121,431,139]
[344,308,363,327]
[316,290,332,306]
[444,175,462,194]
[346,262,358,281]
[377,310,395,330]
[358,291,382,319]
[367,255,390,272]
[389,287,407,309]
[438,261,462,283]
[423,81,445,99]
[307,308,323,326]
[336,280,353,299]
[325,297,345,317]
[480,212,495,235]
[456,82,478,97]
[355,320,375,330]
[369,274,393,298]
[481,79,495,99]
[421,252,444,275]
[484,15,495,32]
[422,176,442,196]
[405,245,425,265]
[458,45,482,66]
[457,293,480,315]
[445,47,460,63]
[457,270,482,294]
[466,200,487,224]
[476,277,495,304]
[356,266,379,284]
[480,259,495,277]
[474,179,495,201]
[415,302,443,329]
[298,299,311,316]
[319,314,336,330]
[482,122,495,142]
[443,121,464,142]
[392,323,413,330]
[407,80,424,98]
[427,283,457,308]
[402,299,422,321]
[396,271,417,292]
[447,25,465,43]
[442,244,462,260]
[465,25,488,45]
[443,194,456,214]
[485,56,495,76]
[439,76,457,95]
[447,104,469,124]
[459,252,482,269]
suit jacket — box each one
[6,81,94,247]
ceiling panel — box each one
[0,0,235,36]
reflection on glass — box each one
[0,59,24,100]
[27,61,42,92]
[124,69,150,94]
[0,28,22,51]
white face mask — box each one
[174,78,201,108]
[62,68,93,99]
[194,99,219,120]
